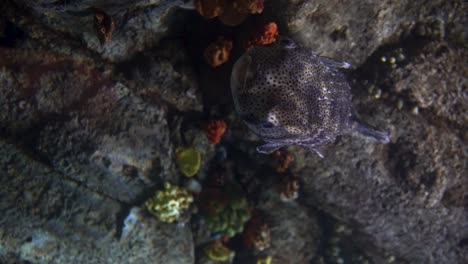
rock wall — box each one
[0,0,466,263]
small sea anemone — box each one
[204,240,235,262]
[145,182,193,223]
[176,147,201,177]
[279,175,300,202]
[271,149,292,173]
[244,22,279,49]
[206,120,227,144]
[204,37,233,67]
[91,8,115,44]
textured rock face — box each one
[0,140,194,264]
[0,0,466,263]
[256,192,320,264]
[267,0,465,64]
[15,0,184,61]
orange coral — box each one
[206,120,227,144]
[244,22,278,49]
[194,0,227,19]
[271,149,292,173]
[233,0,265,14]
[204,37,233,67]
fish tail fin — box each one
[354,122,390,143]
[351,113,390,144]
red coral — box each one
[243,22,279,49]
[205,120,227,144]
[243,211,271,251]
[271,149,293,173]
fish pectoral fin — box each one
[355,122,390,143]
[256,142,286,154]
[321,56,352,69]
[350,111,390,143]
[306,147,325,158]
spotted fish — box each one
[231,38,389,156]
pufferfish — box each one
[231,38,390,157]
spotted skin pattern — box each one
[231,39,389,155]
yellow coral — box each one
[176,147,201,177]
[145,182,193,223]
[256,256,272,264]
[204,240,234,262]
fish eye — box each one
[261,122,275,129]
[280,38,296,49]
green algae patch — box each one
[176,147,201,177]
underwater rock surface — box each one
[0,0,466,263]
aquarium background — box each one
[0,0,466,263]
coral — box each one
[176,147,201,177]
[218,1,249,26]
[204,240,235,262]
[200,185,251,237]
[243,212,271,251]
[256,256,272,264]
[233,0,265,14]
[244,22,279,49]
[144,182,193,223]
[206,120,227,144]
[194,0,227,19]
[194,0,264,25]
[92,8,115,44]
[204,37,233,67]
[271,149,292,173]
[279,175,300,202]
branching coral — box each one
[204,240,235,262]
[206,120,227,144]
[145,182,193,223]
[204,37,233,67]
[244,22,278,49]
[176,147,201,177]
